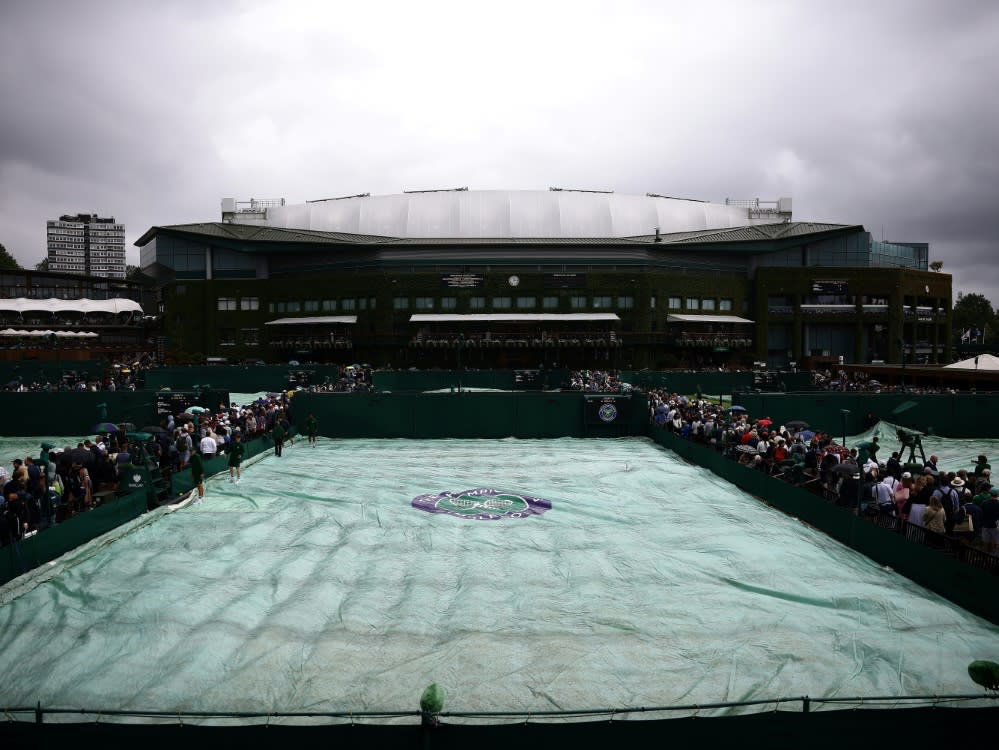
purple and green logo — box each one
[412,488,552,520]
[597,403,619,422]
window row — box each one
[217,294,733,314]
[665,297,733,311]
[393,295,637,311]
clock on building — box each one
[508,275,520,287]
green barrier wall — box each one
[288,392,643,439]
[622,370,755,394]
[733,391,999,438]
[143,365,314,391]
[0,391,160,436]
[0,489,148,585]
[647,424,999,626]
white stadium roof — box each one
[239,190,785,239]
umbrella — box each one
[798,430,817,441]
[726,405,747,413]
[756,418,773,427]
[189,406,207,413]
[93,422,118,433]
[786,420,810,430]
[177,412,195,421]
[831,463,858,476]
[735,444,759,454]
[69,447,93,466]
[141,425,169,435]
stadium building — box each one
[135,189,951,369]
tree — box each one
[0,242,22,270]
[35,257,49,271]
[952,292,996,345]
[929,260,944,272]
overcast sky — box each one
[2,0,997,303]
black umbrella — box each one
[785,420,810,430]
[141,425,169,435]
[831,463,858,477]
[735,444,759,454]
[69,447,93,466]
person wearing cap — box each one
[979,487,999,554]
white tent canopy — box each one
[944,353,999,371]
[0,298,142,315]
[0,329,99,337]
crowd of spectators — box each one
[0,353,160,393]
[1,391,296,550]
[564,369,632,392]
[306,365,375,392]
[811,368,962,395]
[647,389,999,559]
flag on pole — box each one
[961,329,971,343]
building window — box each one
[393,297,409,310]
[469,297,486,310]
[668,296,682,309]
[686,298,699,310]
[492,296,512,309]
[322,299,337,311]
[618,295,634,309]
[415,297,434,310]
[441,297,457,310]
[650,295,656,309]
[240,296,259,311]
[368,297,377,310]
[219,328,236,346]
[516,296,536,309]
[304,300,320,312]
[570,295,587,309]
[358,298,367,310]
[241,328,259,345]
[719,299,733,311]
[175,285,186,296]
[543,296,558,310]
[286,301,301,313]
[701,299,716,311]
[217,297,236,311]
[592,296,612,309]
[341,298,356,311]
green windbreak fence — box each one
[288,392,643,438]
[0,489,148,585]
[0,391,160,436]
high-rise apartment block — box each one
[46,213,126,279]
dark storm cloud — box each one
[1,0,998,305]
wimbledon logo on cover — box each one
[412,488,552,520]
